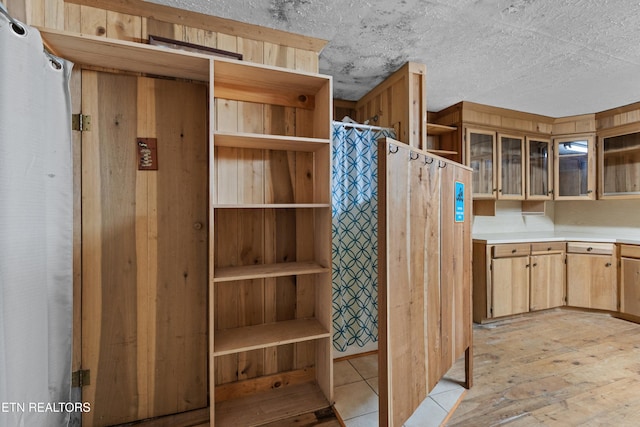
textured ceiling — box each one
[150,0,640,117]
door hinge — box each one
[72,114,91,132]
[72,369,90,388]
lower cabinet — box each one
[621,245,640,317]
[529,243,566,311]
[491,255,530,317]
[473,241,566,322]
[566,242,617,311]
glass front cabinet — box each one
[599,130,640,199]
[467,128,497,199]
[553,134,596,200]
[497,133,525,200]
[526,137,552,200]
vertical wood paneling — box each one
[106,11,142,42]
[135,76,154,419]
[379,139,472,426]
[152,79,208,414]
[83,71,139,426]
[80,5,107,37]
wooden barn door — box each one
[80,71,208,426]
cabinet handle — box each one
[526,264,530,268]
[587,190,593,194]
[193,222,203,230]
[587,247,593,252]
[512,249,517,253]
[605,262,612,267]
[547,247,552,251]
[532,263,538,267]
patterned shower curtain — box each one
[331,122,395,356]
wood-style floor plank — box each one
[446,309,640,426]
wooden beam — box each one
[64,0,328,52]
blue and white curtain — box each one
[331,122,395,356]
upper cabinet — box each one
[526,137,553,200]
[553,135,596,200]
[497,133,525,200]
[598,130,640,199]
[467,128,497,199]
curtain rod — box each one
[0,4,26,35]
[332,121,394,132]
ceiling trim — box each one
[64,0,328,52]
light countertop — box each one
[473,231,640,246]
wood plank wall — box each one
[13,0,324,71]
[378,138,472,426]
[353,62,427,149]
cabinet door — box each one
[467,128,496,199]
[567,253,617,310]
[530,253,565,311]
[497,133,525,200]
[526,137,552,200]
[491,256,529,317]
[599,131,640,198]
[621,257,640,317]
[553,135,595,200]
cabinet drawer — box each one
[567,242,614,255]
[492,243,530,258]
[531,242,566,253]
[621,244,640,259]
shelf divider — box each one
[214,318,330,356]
[214,261,329,282]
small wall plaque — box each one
[137,138,158,170]
[455,181,465,222]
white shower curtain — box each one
[0,7,73,427]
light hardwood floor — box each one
[446,309,640,426]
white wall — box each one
[473,199,640,240]
[554,199,640,239]
[473,201,555,234]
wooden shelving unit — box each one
[211,51,333,426]
[39,28,333,427]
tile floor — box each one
[333,353,466,427]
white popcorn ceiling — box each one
[149,0,640,117]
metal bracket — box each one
[72,369,90,388]
[72,114,91,132]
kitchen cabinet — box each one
[526,137,553,200]
[553,135,596,200]
[529,242,566,311]
[497,133,525,200]
[566,242,617,310]
[598,130,640,198]
[474,242,565,322]
[467,128,496,199]
[491,251,530,317]
[620,245,640,317]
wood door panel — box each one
[530,253,565,311]
[82,71,140,426]
[82,72,208,426]
[621,258,640,317]
[491,257,529,317]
